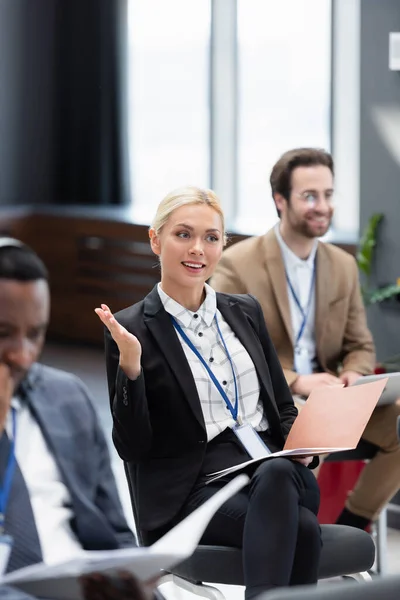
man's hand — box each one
[0,364,13,434]
[95,304,142,380]
[291,372,342,398]
[80,571,160,600]
[339,370,363,387]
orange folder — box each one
[284,378,388,451]
[206,378,387,484]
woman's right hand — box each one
[95,304,142,380]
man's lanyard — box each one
[286,263,316,347]
[171,314,240,424]
[0,408,17,533]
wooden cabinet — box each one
[0,207,356,345]
[0,208,159,344]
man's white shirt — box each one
[275,224,318,374]
[6,398,85,564]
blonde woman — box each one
[95,187,321,599]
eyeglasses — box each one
[295,191,335,208]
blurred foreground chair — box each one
[124,464,375,600]
[259,574,400,600]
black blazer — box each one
[105,286,298,533]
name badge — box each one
[233,424,271,459]
[0,534,13,576]
[294,346,313,375]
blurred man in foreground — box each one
[0,238,162,599]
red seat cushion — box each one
[318,461,366,524]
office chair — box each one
[124,463,375,600]
[325,440,387,574]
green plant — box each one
[356,213,400,305]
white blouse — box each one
[158,283,269,441]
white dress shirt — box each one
[158,283,269,441]
[275,224,318,374]
[6,398,85,564]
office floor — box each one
[40,341,400,599]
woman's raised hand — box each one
[95,304,142,380]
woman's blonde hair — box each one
[151,186,227,244]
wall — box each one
[2,0,400,358]
[360,0,400,362]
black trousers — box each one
[178,458,321,600]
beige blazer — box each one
[210,228,375,387]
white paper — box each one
[1,474,249,600]
[149,473,249,555]
[205,447,352,484]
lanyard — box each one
[0,408,17,532]
[286,263,316,346]
[171,314,240,424]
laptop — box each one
[351,372,400,405]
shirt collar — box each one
[275,223,317,271]
[157,282,217,328]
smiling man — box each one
[210,147,400,531]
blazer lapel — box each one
[315,243,330,356]
[144,289,205,430]
[25,370,77,493]
[262,231,293,345]
[217,295,280,417]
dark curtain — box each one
[53,0,130,205]
[0,0,129,207]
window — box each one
[235,0,332,234]
[127,0,211,225]
[127,0,332,235]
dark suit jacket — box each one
[15,363,135,555]
[105,286,298,533]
